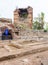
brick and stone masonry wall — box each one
[18,30,48,41]
[14,6,33,29]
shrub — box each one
[44,29,47,32]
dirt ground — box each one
[0,40,48,65]
[0,50,48,65]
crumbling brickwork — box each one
[14,6,33,29]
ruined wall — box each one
[14,6,33,29]
[17,30,48,41]
[19,30,48,36]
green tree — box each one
[33,21,42,30]
[40,12,44,29]
[33,12,45,30]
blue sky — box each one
[0,0,48,22]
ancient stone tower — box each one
[14,6,33,29]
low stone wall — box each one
[19,30,48,36]
[18,30,48,41]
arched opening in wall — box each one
[2,29,13,40]
[19,9,28,18]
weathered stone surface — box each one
[0,40,48,65]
